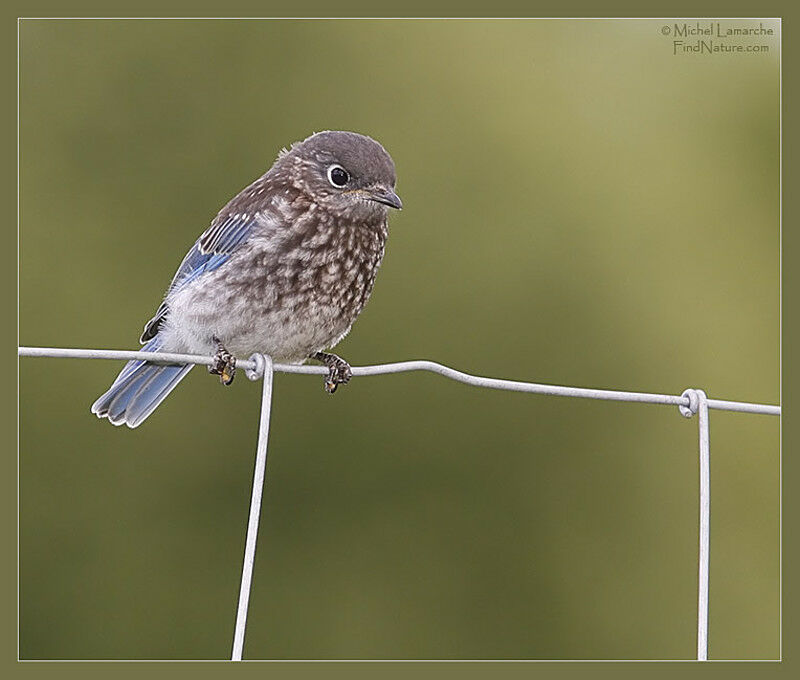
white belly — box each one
[158,261,354,362]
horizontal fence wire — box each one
[17,345,781,661]
[16,346,781,416]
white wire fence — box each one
[18,345,781,661]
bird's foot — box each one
[209,338,236,385]
[312,351,352,394]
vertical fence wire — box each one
[231,355,273,661]
[681,387,711,661]
[696,390,710,661]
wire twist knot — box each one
[245,353,270,381]
[679,389,701,418]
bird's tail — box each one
[91,338,194,428]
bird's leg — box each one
[311,351,353,394]
[208,336,236,385]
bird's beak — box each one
[367,186,403,210]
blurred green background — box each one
[19,19,779,660]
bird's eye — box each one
[327,165,350,187]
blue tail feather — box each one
[91,339,193,428]
[125,364,193,427]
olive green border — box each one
[5,2,794,679]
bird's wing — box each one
[139,212,262,343]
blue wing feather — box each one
[140,213,260,342]
[169,213,259,292]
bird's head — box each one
[279,130,402,221]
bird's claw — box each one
[324,359,352,394]
[312,351,352,394]
[208,344,236,385]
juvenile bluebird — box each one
[92,131,401,428]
